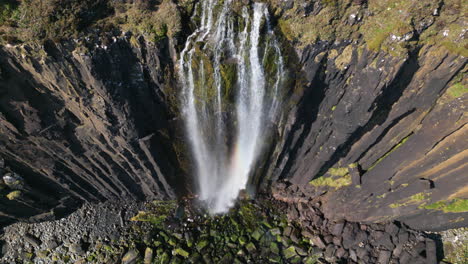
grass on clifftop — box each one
[0,0,182,43]
[271,0,466,57]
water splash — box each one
[179,0,284,213]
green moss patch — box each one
[328,167,349,177]
[0,0,19,25]
[309,169,351,189]
[447,82,467,98]
[6,190,21,200]
[389,192,431,208]
[130,200,177,226]
[422,199,468,213]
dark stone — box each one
[425,239,437,264]
[290,233,300,244]
[313,215,323,227]
[312,236,327,249]
[324,235,333,244]
[343,225,367,249]
[398,231,409,244]
[350,166,361,185]
[331,221,345,236]
[399,251,412,264]
[0,240,7,258]
[410,242,426,257]
[360,255,370,263]
[335,247,346,258]
[375,233,395,251]
[44,239,59,250]
[301,230,314,239]
[370,224,385,232]
[349,249,358,262]
[332,236,341,246]
[393,244,403,257]
[385,223,400,237]
[356,247,368,259]
[288,206,299,219]
[25,234,42,248]
[324,244,336,259]
[377,250,391,264]
[283,226,293,237]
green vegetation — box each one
[309,167,352,189]
[0,0,19,24]
[130,200,177,226]
[6,190,21,200]
[88,199,322,263]
[422,199,468,213]
[270,0,466,57]
[419,0,468,57]
[0,0,181,43]
[389,192,431,208]
[442,227,468,264]
[447,82,467,98]
[106,0,182,42]
[328,167,349,177]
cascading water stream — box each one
[179,0,284,213]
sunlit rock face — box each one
[179,0,285,213]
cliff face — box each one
[0,0,466,230]
[266,0,467,231]
[0,37,187,225]
[271,42,466,231]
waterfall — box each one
[179,0,284,213]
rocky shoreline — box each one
[1,195,465,264]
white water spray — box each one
[179,0,284,213]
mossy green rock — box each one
[196,240,208,252]
[251,229,263,241]
[122,249,139,264]
[270,242,280,255]
[245,242,256,253]
[283,246,298,259]
[172,248,189,258]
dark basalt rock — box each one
[270,41,467,230]
[0,35,186,225]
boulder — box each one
[144,248,153,264]
[312,236,326,249]
[377,250,391,264]
[122,249,139,264]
